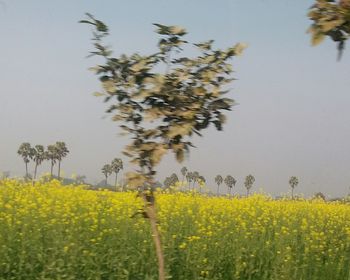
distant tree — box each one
[215,175,223,195]
[17,142,33,178]
[101,164,113,185]
[111,158,123,189]
[180,167,188,187]
[224,175,236,195]
[55,142,69,180]
[164,173,179,189]
[244,174,255,196]
[31,145,46,181]
[192,171,200,189]
[46,144,58,178]
[163,176,172,188]
[308,0,350,60]
[75,175,86,184]
[313,192,326,200]
[82,14,245,280]
[198,175,206,193]
[186,172,193,190]
[289,176,299,199]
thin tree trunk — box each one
[50,161,54,178]
[25,162,28,178]
[292,188,294,199]
[143,195,166,280]
[217,184,220,195]
[229,187,232,196]
[33,163,38,181]
[247,188,249,197]
[58,160,61,180]
[105,175,108,186]
[115,173,118,190]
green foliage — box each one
[224,175,236,194]
[308,0,350,59]
[289,176,299,189]
[81,14,245,189]
[244,174,255,195]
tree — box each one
[17,142,33,178]
[224,175,236,196]
[55,142,69,180]
[111,158,123,189]
[308,0,350,60]
[244,174,255,196]
[163,173,179,189]
[198,175,206,193]
[101,164,113,185]
[289,176,299,199]
[82,14,245,280]
[46,144,58,178]
[31,145,46,181]
[215,175,223,195]
[75,174,86,184]
[180,166,187,188]
[192,171,200,189]
[186,172,193,190]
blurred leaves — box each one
[308,0,350,60]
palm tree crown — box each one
[289,176,299,199]
[244,174,255,196]
[17,142,33,178]
[102,164,113,185]
[215,175,223,195]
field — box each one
[1,180,350,280]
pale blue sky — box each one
[0,1,349,197]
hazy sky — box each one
[1,1,349,197]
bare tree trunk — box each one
[58,160,61,180]
[105,175,108,186]
[143,195,166,280]
[50,161,54,178]
[33,162,38,182]
[115,173,118,190]
[217,184,220,195]
[292,188,294,199]
[25,162,28,178]
[246,188,249,197]
[229,187,232,196]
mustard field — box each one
[0,179,350,280]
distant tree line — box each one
[17,142,69,181]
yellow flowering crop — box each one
[0,179,349,279]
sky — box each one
[0,1,349,198]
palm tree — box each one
[244,174,255,196]
[198,175,206,193]
[224,175,236,195]
[101,164,113,185]
[215,175,223,195]
[55,142,69,180]
[289,176,299,199]
[17,142,33,178]
[111,158,123,189]
[186,172,193,190]
[180,167,187,188]
[192,171,199,189]
[31,145,46,181]
[46,144,58,178]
